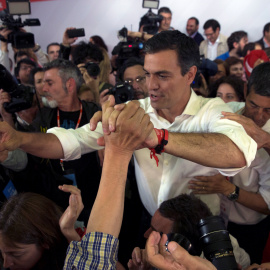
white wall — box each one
[23,0,270,54]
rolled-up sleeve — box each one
[47,122,104,161]
[64,232,119,270]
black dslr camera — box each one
[84,62,100,77]
[107,82,134,104]
[0,0,40,49]
[166,216,238,270]
[0,64,35,113]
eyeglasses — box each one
[20,65,34,71]
[125,76,146,85]
[204,32,215,37]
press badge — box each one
[63,169,77,187]
[3,180,17,199]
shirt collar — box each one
[208,35,220,46]
[145,89,202,117]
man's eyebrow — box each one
[143,68,172,75]
[250,100,270,110]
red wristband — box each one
[149,128,168,166]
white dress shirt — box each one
[48,91,257,216]
[220,102,270,225]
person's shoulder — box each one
[226,101,245,113]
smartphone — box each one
[66,28,85,38]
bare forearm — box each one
[237,188,270,215]
[164,132,246,168]
[86,148,132,237]
[19,132,64,159]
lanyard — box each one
[58,101,83,171]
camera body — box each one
[107,83,134,104]
[0,64,35,113]
[0,0,40,49]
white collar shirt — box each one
[47,91,257,216]
[207,36,220,60]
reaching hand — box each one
[62,27,78,46]
[221,111,266,148]
[146,231,217,270]
[58,185,84,242]
[127,247,151,270]
[188,173,235,196]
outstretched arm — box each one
[90,100,247,169]
[86,97,153,237]
[0,121,64,159]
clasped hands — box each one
[89,96,157,152]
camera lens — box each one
[85,62,100,77]
[198,216,238,270]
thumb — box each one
[167,241,188,264]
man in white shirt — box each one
[189,62,270,264]
[0,30,256,219]
[199,19,228,60]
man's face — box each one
[144,50,194,119]
[236,36,248,57]
[18,63,35,84]
[186,19,198,36]
[144,210,174,238]
[123,65,148,100]
[204,27,219,44]
[42,68,68,108]
[244,88,270,127]
[47,45,60,61]
[159,12,172,32]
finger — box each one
[116,100,141,124]
[97,136,105,146]
[108,109,122,132]
[101,96,116,134]
[90,111,102,131]
[58,184,81,195]
[167,241,188,265]
[134,247,142,263]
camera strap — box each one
[58,101,83,171]
[149,128,168,167]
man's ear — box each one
[186,66,197,85]
[233,42,239,49]
[66,78,76,92]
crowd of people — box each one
[0,4,269,270]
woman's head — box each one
[209,75,245,103]
[0,193,65,269]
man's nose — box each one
[3,254,14,268]
[147,76,158,91]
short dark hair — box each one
[44,59,83,93]
[263,22,270,36]
[227,31,247,52]
[209,75,245,101]
[247,62,270,96]
[225,56,243,70]
[158,7,172,15]
[118,57,144,81]
[16,58,37,78]
[72,41,104,65]
[159,194,212,256]
[47,42,60,53]
[144,30,200,75]
[203,19,220,32]
[188,17,199,25]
